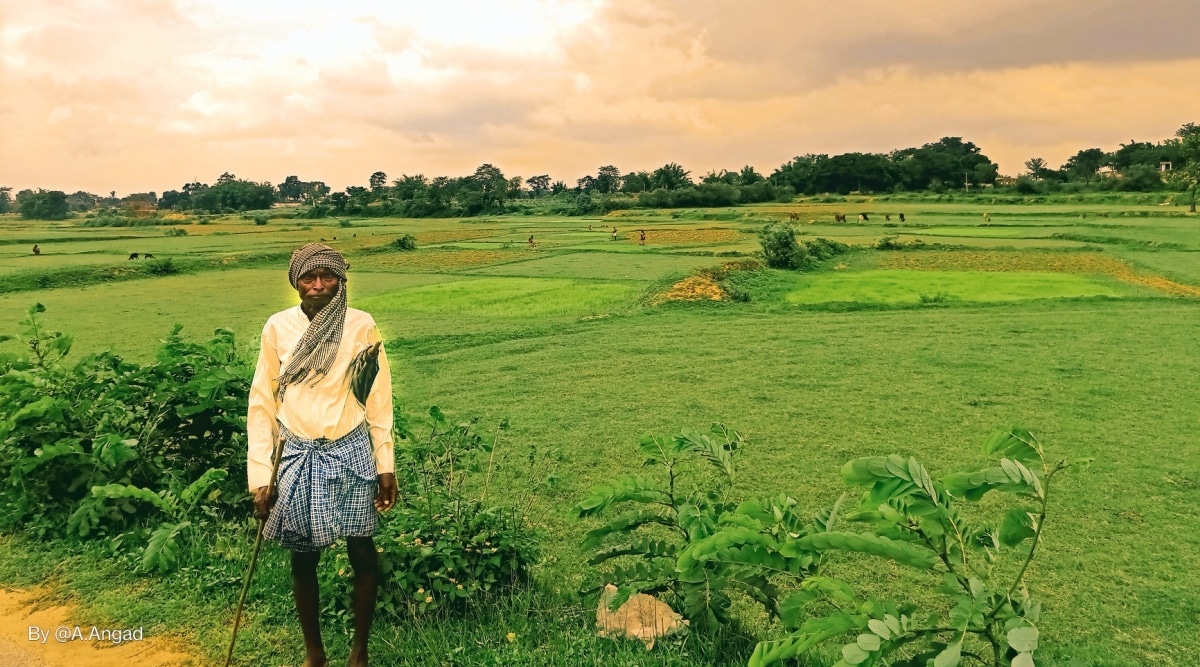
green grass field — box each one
[1,194,1198,666]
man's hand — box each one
[252,486,277,521]
[375,472,398,512]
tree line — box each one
[4,123,1197,220]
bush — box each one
[576,425,821,629]
[338,218,354,228]
[756,223,809,270]
[146,257,178,276]
[358,407,550,615]
[392,234,417,251]
[0,305,251,538]
[163,228,189,237]
[253,213,268,226]
[18,190,69,220]
[748,429,1073,667]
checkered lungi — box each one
[263,422,378,552]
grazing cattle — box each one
[128,252,140,260]
[899,213,906,223]
[885,214,891,221]
[834,214,846,223]
[320,238,326,242]
[788,212,799,221]
[144,253,155,259]
[858,213,869,222]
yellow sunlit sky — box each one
[2,0,1199,194]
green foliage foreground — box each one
[0,306,1085,666]
[578,426,1078,667]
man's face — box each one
[297,267,341,311]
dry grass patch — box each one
[415,230,500,244]
[653,276,725,304]
[879,251,1200,297]
[636,229,744,245]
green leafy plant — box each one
[70,467,229,572]
[164,227,189,237]
[0,306,252,537]
[757,225,849,270]
[359,406,553,616]
[749,428,1074,667]
[576,425,828,629]
[392,234,418,251]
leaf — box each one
[1008,626,1039,653]
[575,476,669,517]
[580,509,675,550]
[841,643,869,665]
[792,531,938,570]
[867,618,892,640]
[856,633,881,651]
[983,428,1042,465]
[999,509,1038,547]
[179,468,229,507]
[1012,652,1035,667]
[933,642,961,667]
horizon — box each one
[3,0,1199,195]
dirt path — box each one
[0,586,198,667]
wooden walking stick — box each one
[224,434,286,667]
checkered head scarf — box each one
[277,243,348,401]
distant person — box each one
[898,213,906,223]
[32,244,40,255]
[589,224,593,231]
[639,230,646,246]
[248,243,395,667]
[528,234,536,248]
[611,227,618,241]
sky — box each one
[2,0,1199,195]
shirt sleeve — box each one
[365,322,395,475]
[246,321,281,490]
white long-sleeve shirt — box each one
[246,305,394,490]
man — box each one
[247,243,397,667]
[32,244,40,255]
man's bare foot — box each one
[348,643,368,667]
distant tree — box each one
[738,165,764,185]
[651,162,691,190]
[1024,158,1048,181]
[550,180,567,195]
[0,186,11,214]
[18,190,70,220]
[1061,148,1106,185]
[576,175,596,192]
[369,171,388,195]
[595,165,621,194]
[702,169,737,185]
[1117,164,1164,191]
[187,176,275,212]
[64,191,99,212]
[329,192,349,213]
[527,174,551,197]
[159,190,188,210]
[1174,122,1200,212]
[391,174,428,201]
[278,175,304,201]
[619,171,651,194]
[507,176,524,199]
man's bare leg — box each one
[292,550,328,667]
[346,536,379,667]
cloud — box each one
[0,0,1197,193]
